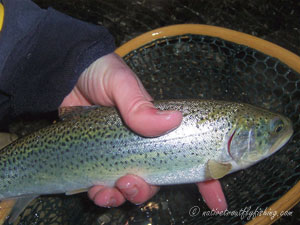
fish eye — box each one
[271,118,284,134]
[275,124,283,133]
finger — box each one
[197,179,227,212]
[88,185,125,207]
[118,100,182,137]
[116,174,159,204]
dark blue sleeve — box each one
[0,0,115,126]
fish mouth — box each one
[269,122,293,153]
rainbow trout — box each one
[0,99,293,223]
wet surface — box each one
[7,0,300,224]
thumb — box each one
[77,53,182,137]
[118,98,182,137]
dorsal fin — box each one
[0,133,18,150]
[58,105,100,121]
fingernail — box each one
[156,110,177,120]
[201,190,227,212]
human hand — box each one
[60,52,227,211]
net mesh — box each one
[6,34,300,225]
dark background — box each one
[32,1,300,224]
[33,0,300,55]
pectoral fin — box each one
[206,160,232,179]
[65,188,89,195]
[0,195,38,225]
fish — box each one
[0,99,293,223]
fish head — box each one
[227,106,293,168]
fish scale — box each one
[0,99,293,201]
